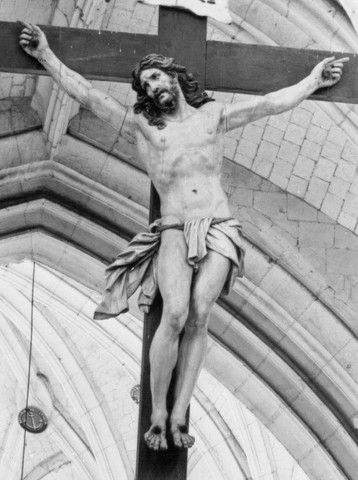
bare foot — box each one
[144,424,168,451]
[171,422,195,449]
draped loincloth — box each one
[93,217,245,320]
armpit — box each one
[121,107,137,144]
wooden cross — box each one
[1,5,357,480]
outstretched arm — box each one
[19,22,132,129]
[223,56,348,131]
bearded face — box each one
[139,68,180,114]
[152,80,180,113]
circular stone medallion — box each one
[18,406,48,434]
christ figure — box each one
[19,21,346,451]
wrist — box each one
[35,46,51,64]
[306,72,320,94]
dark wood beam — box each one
[205,41,358,104]
[134,8,206,480]
[1,20,356,103]
[0,21,158,82]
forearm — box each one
[224,56,345,131]
[262,74,317,116]
[37,47,92,105]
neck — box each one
[162,89,195,122]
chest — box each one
[141,109,221,152]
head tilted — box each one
[132,53,214,129]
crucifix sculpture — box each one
[1,4,354,480]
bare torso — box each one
[134,102,231,224]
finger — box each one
[20,33,33,40]
[20,29,33,38]
[29,23,41,33]
[322,56,335,66]
[334,57,350,64]
[326,57,350,67]
[17,20,32,29]
[20,28,33,36]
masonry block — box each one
[287,197,317,222]
[338,211,357,231]
[269,172,289,190]
[321,193,343,220]
[263,125,284,146]
[326,273,345,292]
[234,152,253,169]
[299,222,334,248]
[304,177,329,208]
[293,155,315,181]
[328,176,350,200]
[267,110,291,131]
[342,193,358,218]
[311,109,332,130]
[275,219,299,239]
[306,124,327,145]
[252,156,273,178]
[300,139,321,161]
[327,249,358,275]
[287,175,308,197]
[237,138,258,161]
[270,158,293,180]
[349,175,358,196]
[284,123,306,146]
[342,141,358,163]
[278,140,300,164]
[290,107,312,129]
[242,124,264,144]
[314,158,336,182]
[300,246,326,274]
[335,226,358,250]
[327,126,347,147]
[321,141,344,163]
[335,159,357,182]
[229,187,254,207]
[257,140,279,163]
[253,191,287,220]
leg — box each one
[144,229,193,451]
[170,250,231,448]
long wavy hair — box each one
[132,54,214,129]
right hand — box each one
[310,56,349,90]
[18,21,49,58]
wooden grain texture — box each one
[206,41,358,103]
[0,21,158,82]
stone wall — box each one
[221,160,358,306]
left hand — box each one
[311,56,349,90]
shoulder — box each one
[198,100,225,121]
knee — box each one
[186,303,211,335]
[162,302,189,335]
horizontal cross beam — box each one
[0,21,357,103]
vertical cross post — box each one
[135,7,207,480]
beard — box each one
[153,82,179,113]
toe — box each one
[172,431,182,448]
[188,435,195,447]
[160,435,168,450]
